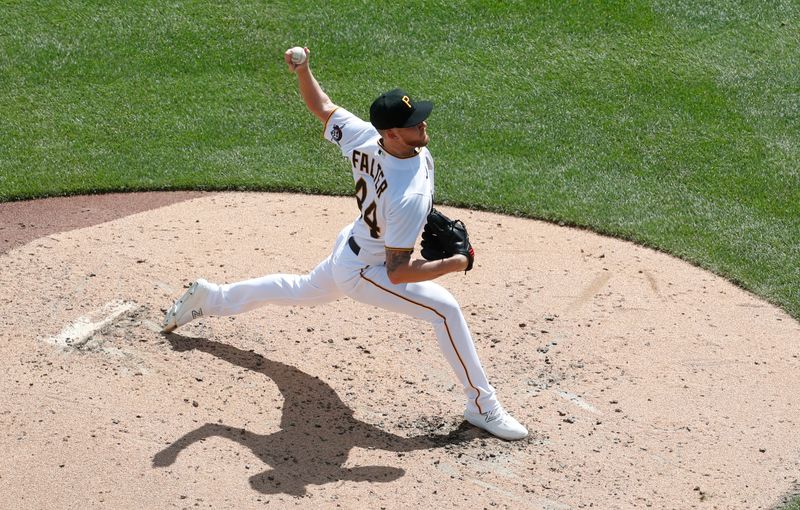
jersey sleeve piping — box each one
[384,246,415,252]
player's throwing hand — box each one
[284,46,309,72]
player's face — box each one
[394,121,429,148]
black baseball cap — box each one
[369,88,433,130]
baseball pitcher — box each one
[162,47,528,441]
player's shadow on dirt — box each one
[153,334,475,496]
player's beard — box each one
[398,127,429,148]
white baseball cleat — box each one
[162,279,212,333]
[464,406,529,441]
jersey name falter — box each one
[351,149,388,199]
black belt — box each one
[348,236,361,255]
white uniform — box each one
[198,107,499,415]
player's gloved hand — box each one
[420,208,475,272]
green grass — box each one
[780,490,800,510]
[2,1,797,313]
[1,1,799,506]
[3,3,798,303]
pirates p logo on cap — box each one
[369,88,433,130]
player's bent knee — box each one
[428,295,463,322]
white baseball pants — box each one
[201,225,499,415]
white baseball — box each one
[289,46,306,65]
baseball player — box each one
[161,46,528,441]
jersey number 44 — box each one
[355,177,381,239]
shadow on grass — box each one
[153,333,475,496]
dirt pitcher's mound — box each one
[1,192,798,509]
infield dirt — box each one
[1,192,798,509]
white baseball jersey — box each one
[324,108,434,265]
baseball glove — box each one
[420,208,475,271]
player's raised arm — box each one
[284,46,337,124]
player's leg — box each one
[206,254,343,314]
[350,266,496,413]
[162,255,342,332]
[346,266,527,440]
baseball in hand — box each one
[289,46,306,65]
